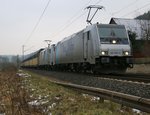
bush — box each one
[0,62,17,72]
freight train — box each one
[22,23,133,73]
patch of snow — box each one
[16,73,31,78]
[82,94,89,98]
[0,113,5,115]
[28,99,49,106]
[132,109,141,114]
[91,97,100,101]
[48,103,56,109]
[41,100,49,105]
[119,109,124,113]
[44,95,49,98]
[31,88,35,91]
[18,70,22,72]
[55,96,60,100]
[68,98,75,102]
[48,113,52,115]
[38,95,42,100]
[28,100,40,106]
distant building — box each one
[109,18,150,40]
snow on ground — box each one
[132,109,141,114]
[0,113,5,115]
[16,72,31,77]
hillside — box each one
[135,11,150,20]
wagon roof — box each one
[22,48,44,62]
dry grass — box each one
[23,70,150,115]
[0,69,44,115]
[0,67,149,115]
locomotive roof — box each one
[58,29,84,43]
[56,23,126,44]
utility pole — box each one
[22,45,25,61]
[16,55,20,69]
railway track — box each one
[50,80,150,113]
[26,69,150,83]
[24,69,150,112]
[95,73,150,83]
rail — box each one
[96,73,150,83]
[51,80,150,113]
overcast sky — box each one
[0,0,150,55]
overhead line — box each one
[112,0,140,16]
[24,0,52,45]
[121,2,150,17]
[94,0,103,5]
[50,10,88,39]
[47,0,93,39]
[48,0,102,39]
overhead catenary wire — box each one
[94,0,103,5]
[121,2,150,17]
[47,0,94,39]
[24,0,52,45]
[102,1,150,23]
[24,46,35,53]
[24,0,103,53]
[112,0,140,16]
[49,10,88,39]
[24,0,93,53]
[47,0,103,39]
[103,0,140,18]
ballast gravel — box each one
[30,70,150,99]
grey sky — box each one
[0,0,150,55]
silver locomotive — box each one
[22,23,133,73]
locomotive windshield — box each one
[98,26,129,44]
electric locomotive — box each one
[55,23,133,73]
[22,23,133,73]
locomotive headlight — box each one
[101,51,105,55]
[101,51,108,56]
[112,40,117,44]
[123,51,129,56]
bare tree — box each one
[11,55,20,68]
[138,20,150,40]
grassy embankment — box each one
[0,68,149,115]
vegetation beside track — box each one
[20,70,150,115]
[0,66,149,115]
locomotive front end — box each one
[97,24,133,72]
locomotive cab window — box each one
[98,26,129,44]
